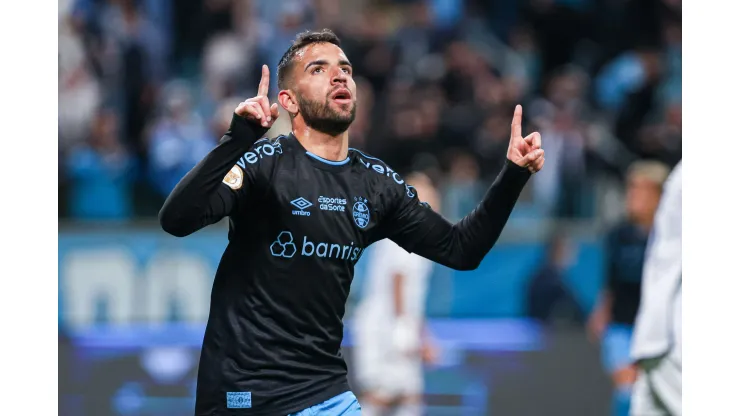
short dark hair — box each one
[277,29,342,90]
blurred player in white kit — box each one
[630,161,682,416]
[353,172,440,416]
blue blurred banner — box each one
[59,227,226,329]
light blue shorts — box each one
[601,324,635,373]
[288,391,362,416]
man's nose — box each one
[331,68,348,85]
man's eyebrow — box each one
[303,59,353,71]
[304,60,328,72]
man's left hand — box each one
[507,104,545,174]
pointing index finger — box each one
[258,64,270,97]
[511,104,522,139]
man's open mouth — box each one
[331,88,352,104]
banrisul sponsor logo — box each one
[290,197,312,216]
[270,231,364,262]
[318,195,347,212]
[270,231,297,258]
[235,139,283,168]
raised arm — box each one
[159,65,280,237]
[383,105,545,270]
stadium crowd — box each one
[58,0,681,223]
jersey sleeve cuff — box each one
[479,159,532,212]
[229,113,270,144]
[502,159,532,184]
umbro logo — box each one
[291,197,312,210]
[290,197,312,216]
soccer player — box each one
[629,161,682,416]
[159,29,545,416]
[353,172,440,416]
[587,161,671,416]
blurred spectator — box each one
[472,110,512,181]
[633,101,681,167]
[98,0,168,156]
[441,150,484,221]
[66,109,135,220]
[529,67,590,217]
[440,41,487,107]
[259,0,316,93]
[392,1,440,83]
[524,0,594,76]
[199,32,254,117]
[526,233,585,326]
[595,50,658,113]
[197,1,261,117]
[147,80,213,198]
[587,160,670,416]
[508,24,543,98]
[59,11,102,150]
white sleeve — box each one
[644,162,682,285]
[631,162,682,360]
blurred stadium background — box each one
[58,0,681,415]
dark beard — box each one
[296,93,356,136]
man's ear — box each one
[278,90,298,117]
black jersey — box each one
[159,114,531,415]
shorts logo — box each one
[226,392,252,409]
[270,231,297,258]
[290,197,312,216]
[352,197,370,229]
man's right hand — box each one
[235,65,280,128]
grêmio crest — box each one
[352,197,370,229]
